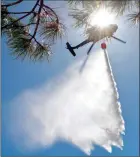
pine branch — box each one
[69,8,90,28]
[127,11,140,24]
[6,26,51,61]
[3,11,33,14]
[68,0,84,6]
[31,0,43,39]
[107,1,134,16]
[1,0,65,61]
[43,4,59,23]
[39,22,65,44]
[38,4,54,22]
[15,23,37,28]
[2,0,40,30]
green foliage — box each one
[68,0,84,6]
[30,42,51,61]
[39,22,65,44]
[69,9,90,28]
[107,1,140,23]
[69,0,140,27]
[4,20,50,61]
[1,6,8,27]
[127,12,140,25]
[107,1,133,16]
[1,0,65,61]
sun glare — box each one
[89,9,115,27]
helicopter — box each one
[66,24,126,56]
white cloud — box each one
[6,49,125,155]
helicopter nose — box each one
[109,24,118,32]
[113,24,118,31]
[115,24,118,30]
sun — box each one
[89,8,115,27]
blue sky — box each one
[1,1,139,156]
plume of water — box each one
[5,49,125,155]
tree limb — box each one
[2,0,23,7]
[32,0,43,39]
[2,0,40,30]
[3,11,34,14]
[43,4,59,23]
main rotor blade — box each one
[87,43,95,55]
[112,36,126,44]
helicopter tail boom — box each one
[66,42,76,57]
